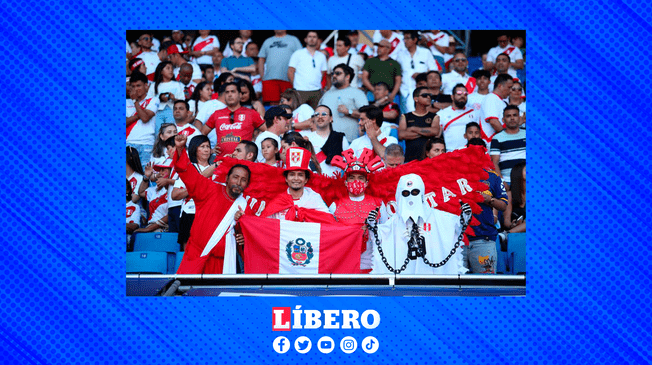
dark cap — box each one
[264,106,293,121]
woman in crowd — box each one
[149,123,177,165]
[420,137,447,160]
[506,81,526,128]
[280,89,314,131]
[504,162,526,233]
[172,135,215,250]
[188,81,212,116]
[238,79,265,117]
[149,61,184,134]
[127,146,146,203]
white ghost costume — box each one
[370,174,470,275]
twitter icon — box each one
[294,336,312,354]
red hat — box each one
[167,43,188,55]
[285,147,311,173]
[153,158,173,171]
[344,160,368,177]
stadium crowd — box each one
[126,30,526,274]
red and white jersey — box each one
[176,123,202,145]
[127,172,144,197]
[126,201,141,225]
[177,163,212,215]
[205,106,265,156]
[480,93,507,143]
[126,97,159,145]
[466,91,489,111]
[437,105,480,151]
[422,31,449,57]
[136,51,160,80]
[349,131,398,159]
[192,35,219,65]
[372,31,406,60]
[146,187,168,224]
[441,71,471,94]
[350,43,373,57]
[487,44,524,75]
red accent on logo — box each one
[272,307,291,331]
[126,206,136,218]
[423,223,431,232]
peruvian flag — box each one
[240,216,362,274]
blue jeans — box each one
[462,239,497,274]
[126,142,153,172]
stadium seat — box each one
[174,252,185,274]
[507,233,526,274]
[134,232,180,253]
[127,251,174,274]
[495,238,507,274]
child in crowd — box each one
[261,137,283,167]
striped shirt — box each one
[489,129,526,184]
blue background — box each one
[2,0,651,363]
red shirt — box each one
[205,106,265,156]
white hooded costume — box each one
[370,174,470,275]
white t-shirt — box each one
[176,123,202,145]
[372,31,406,60]
[480,93,508,143]
[437,106,480,151]
[327,53,365,89]
[397,46,438,112]
[466,92,489,111]
[267,187,331,220]
[254,131,282,163]
[194,99,227,148]
[349,131,398,157]
[192,35,220,65]
[147,81,185,111]
[137,51,160,77]
[441,71,471,95]
[174,62,202,82]
[292,104,314,125]
[487,44,524,75]
[288,48,328,91]
[126,97,160,145]
[177,163,211,215]
[421,31,449,58]
[304,131,350,177]
[127,172,144,198]
[126,201,141,225]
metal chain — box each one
[366,212,470,274]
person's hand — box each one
[235,233,244,246]
[168,93,176,102]
[212,144,222,156]
[144,161,153,177]
[234,207,244,221]
[365,120,379,139]
[373,96,388,107]
[480,192,492,204]
[460,200,472,225]
[337,104,348,114]
[174,134,187,157]
[366,207,380,225]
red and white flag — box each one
[240,216,362,274]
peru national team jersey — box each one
[126,201,141,225]
[205,107,265,156]
[126,97,159,145]
[176,123,202,145]
[437,106,480,151]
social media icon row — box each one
[273,336,378,354]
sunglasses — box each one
[140,37,151,41]
[313,112,329,117]
[453,58,467,62]
[419,93,433,99]
[512,87,522,91]
[312,59,316,68]
[455,91,468,96]
[333,71,343,76]
[411,60,414,69]
[229,111,235,123]
[401,189,420,197]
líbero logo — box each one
[272,306,380,331]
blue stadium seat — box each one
[495,238,507,274]
[507,233,526,274]
[127,251,173,274]
[134,232,180,253]
[174,251,185,274]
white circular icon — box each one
[361,336,379,354]
[317,336,335,354]
[294,336,312,354]
[340,336,357,354]
[272,336,290,354]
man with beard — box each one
[489,53,521,91]
[173,134,251,274]
[441,52,471,94]
[303,105,349,177]
[288,31,328,109]
[201,82,266,157]
[319,63,369,142]
[329,153,384,273]
[422,71,452,114]
[398,87,439,162]
[436,83,480,151]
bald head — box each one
[179,63,194,85]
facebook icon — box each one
[273,336,290,354]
